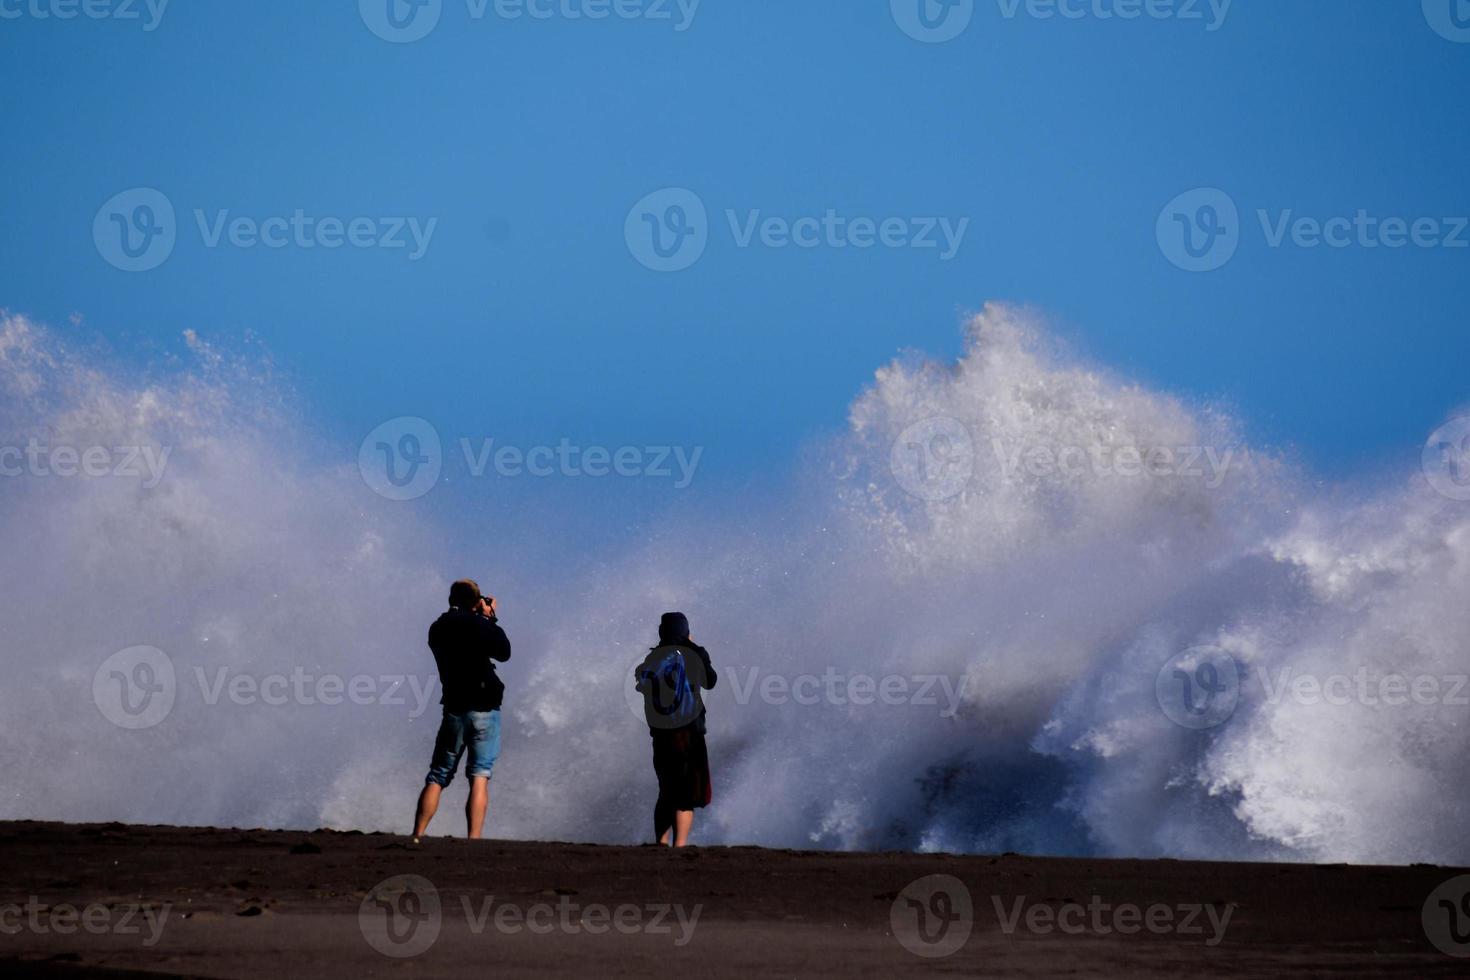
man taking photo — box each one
[412,578,511,842]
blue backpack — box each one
[639,646,702,730]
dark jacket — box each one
[428,608,511,712]
[634,642,717,733]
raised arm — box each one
[478,617,511,663]
[691,644,717,690]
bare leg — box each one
[672,810,694,847]
[413,782,442,840]
[466,776,490,839]
[655,799,675,845]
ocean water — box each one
[2,305,1465,865]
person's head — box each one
[450,579,497,617]
[448,579,481,610]
[449,579,482,610]
[658,611,691,645]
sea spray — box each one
[3,306,1466,866]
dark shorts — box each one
[425,708,501,787]
[651,727,712,811]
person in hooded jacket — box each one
[633,612,717,847]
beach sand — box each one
[0,820,1464,977]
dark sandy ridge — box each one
[0,821,1464,978]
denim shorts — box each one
[425,708,501,787]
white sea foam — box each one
[2,305,1465,865]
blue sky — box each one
[2,0,1467,518]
